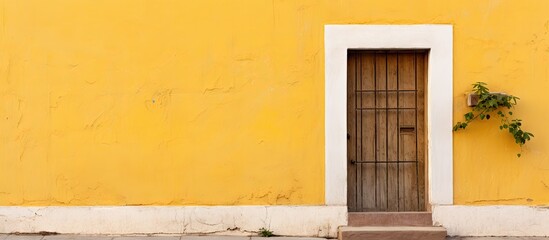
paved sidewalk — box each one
[0,235,327,240]
[1,235,549,240]
[448,238,549,240]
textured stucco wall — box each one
[0,0,548,206]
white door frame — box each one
[324,25,453,207]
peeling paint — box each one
[465,198,527,204]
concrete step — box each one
[348,212,433,226]
[338,226,447,240]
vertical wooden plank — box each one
[398,53,418,211]
[416,52,426,211]
[399,109,417,211]
[356,110,363,212]
[398,53,416,109]
[375,53,388,211]
[362,113,376,211]
[347,52,357,212]
[361,53,376,91]
[360,53,376,211]
[355,53,364,212]
[388,54,398,216]
[387,52,398,91]
[355,53,364,211]
[401,127,418,211]
[386,53,399,211]
[398,53,416,90]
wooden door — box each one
[347,50,426,212]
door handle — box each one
[350,159,356,164]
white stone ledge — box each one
[0,206,347,238]
[433,205,549,237]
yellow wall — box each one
[1,0,548,206]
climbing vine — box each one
[453,82,533,157]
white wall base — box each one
[0,206,347,238]
[433,205,549,236]
[4,205,549,237]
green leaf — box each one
[465,112,474,121]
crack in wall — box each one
[465,198,525,204]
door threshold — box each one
[348,212,433,227]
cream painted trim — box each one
[0,206,347,237]
[433,205,549,236]
[324,25,453,206]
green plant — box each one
[258,227,274,237]
[453,82,534,157]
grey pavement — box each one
[448,238,549,240]
[0,236,328,240]
[1,235,549,240]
